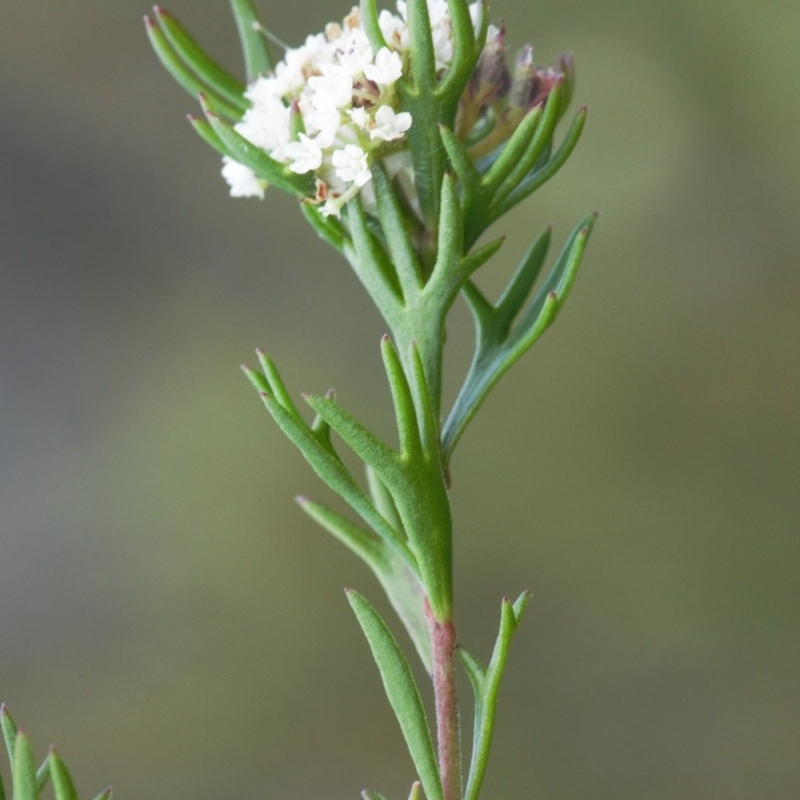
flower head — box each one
[219,1,568,218]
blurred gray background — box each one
[1,1,798,798]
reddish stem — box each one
[427,601,462,800]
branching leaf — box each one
[478,104,543,198]
[347,590,444,800]
[344,198,404,315]
[436,0,480,116]
[461,591,531,800]
[303,394,404,487]
[491,81,564,208]
[493,107,588,221]
[443,213,596,458]
[242,354,415,567]
[299,497,431,671]
[258,390,413,566]
[381,336,423,461]
[372,165,424,299]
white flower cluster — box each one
[222,1,475,215]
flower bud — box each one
[469,24,510,108]
[510,45,560,112]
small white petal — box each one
[364,47,404,86]
[369,105,412,141]
[284,133,324,174]
[332,144,372,187]
[221,158,267,199]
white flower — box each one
[308,63,354,109]
[284,133,324,174]
[370,105,413,141]
[364,47,404,86]
[302,97,343,140]
[348,106,370,129]
[221,1,451,203]
[332,144,372,187]
[378,9,405,46]
[221,158,267,199]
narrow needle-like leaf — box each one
[49,750,80,800]
[463,592,531,800]
[347,590,444,800]
[12,731,37,800]
[381,335,423,460]
[360,0,389,52]
[154,8,246,108]
[229,0,275,79]
[144,16,243,120]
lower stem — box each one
[428,602,462,800]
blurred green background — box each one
[1,1,798,798]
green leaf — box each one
[492,226,552,336]
[403,0,437,95]
[303,394,404,486]
[478,104,543,198]
[12,731,37,800]
[459,236,505,280]
[408,343,439,459]
[493,107,588,220]
[461,591,531,800]
[201,100,315,197]
[381,336,423,461]
[253,349,301,418]
[433,175,465,291]
[346,590,444,800]
[144,15,244,120]
[35,751,51,794]
[300,204,347,254]
[344,197,405,310]
[436,0,480,118]
[257,389,413,567]
[153,7,246,110]
[89,787,113,800]
[228,0,275,80]
[372,164,424,299]
[491,81,565,209]
[0,704,17,765]
[299,497,432,671]
[187,114,231,159]
[439,124,481,212]
[305,381,452,623]
[0,772,5,800]
[49,750,80,800]
[443,214,596,458]
[359,0,389,53]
